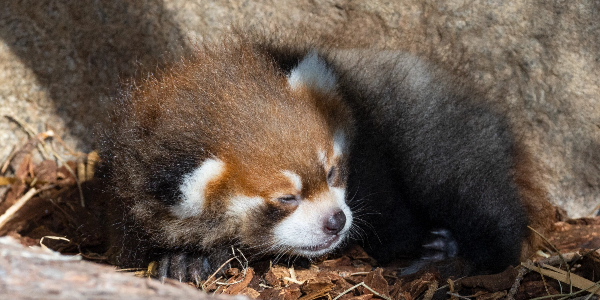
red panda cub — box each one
[259,43,555,276]
[100,42,354,283]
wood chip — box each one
[362,268,389,298]
[223,268,255,295]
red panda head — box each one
[120,46,355,259]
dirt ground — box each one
[0,135,598,300]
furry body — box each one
[100,38,553,281]
[256,44,553,274]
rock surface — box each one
[0,0,598,217]
[0,236,247,300]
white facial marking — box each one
[333,130,346,159]
[331,187,353,228]
[282,170,302,192]
[172,158,225,219]
[288,51,337,94]
[227,195,264,217]
[273,187,352,257]
[318,150,327,168]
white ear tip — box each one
[288,51,337,94]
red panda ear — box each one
[287,50,337,95]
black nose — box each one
[324,210,346,235]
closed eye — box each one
[327,166,336,186]
[277,195,299,205]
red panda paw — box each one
[157,250,231,285]
[400,229,461,276]
[421,229,459,261]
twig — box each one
[529,225,572,294]
[527,281,600,300]
[115,268,146,272]
[0,188,38,231]
[0,183,57,232]
[506,266,528,300]
[447,292,474,300]
[283,276,305,285]
[540,265,552,297]
[538,252,581,266]
[523,262,600,298]
[5,115,51,160]
[47,146,85,207]
[332,282,392,300]
[1,145,17,174]
[201,256,237,291]
[46,125,85,158]
[215,249,249,287]
[5,115,36,137]
[5,115,86,207]
[39,236,70,251]
[350,272,370,276]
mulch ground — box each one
[1,127,599,300]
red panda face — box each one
[132,48,356,259]
[177,130,353,258]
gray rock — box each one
[0,0,597,217]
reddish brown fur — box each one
[102,38,354,266]
[513,141,558,260]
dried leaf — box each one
[403,272,437,299]
[389,280,411,300]
[322,256,352,268]
[283,284,302,300]
[297,283,334,300]
[35,160,57,184]
[362,268,389,298]
[223,268,255,295]
[226,268,240,277]
[344,245,378,266]
[240,287,260,299]
[295,268,318,282]
[258,287,286,300]
[301,281,334,294]
[15,154,31,180]
[265,266,290,287]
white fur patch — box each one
[333,131,346,159]
[273,187,352,257]
[282,170,302,192]
[171,158,225,219]
[288,51,337,94]
[227,195,264,218]
[318,150,327,168]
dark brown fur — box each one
[254,36,556,274]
